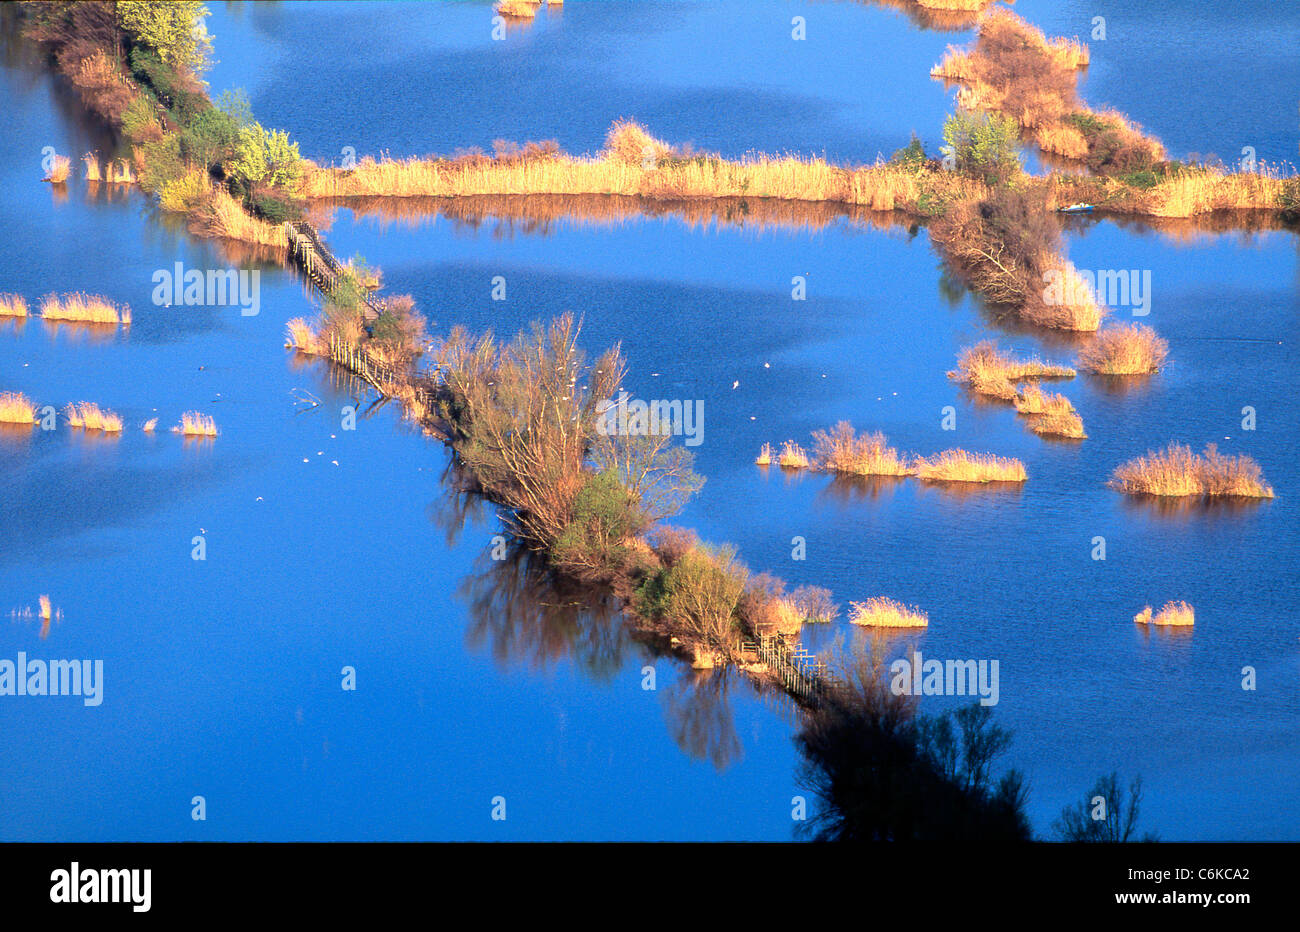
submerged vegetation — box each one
[1111,443,1274,500]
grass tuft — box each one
[173,411,218,437]
[949,340,1075,400]
[0,294,30,318]
[777,441,810,469]
[44,154,70,183]
[754,442,773,466]
[849,597,929,628]
[914,449,1027,483]
[64,402,123,432]
[0,392,38,425]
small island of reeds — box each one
[1134,601,1195,627]
[1111,443,1273,499]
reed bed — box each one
[285,317,325,355]
[44,154,70,183]
[755,442,774,466]
[1024,409,1086,439]
[1134,601,1194,627]
[189,187,289,247]
[777,441,810,469]
[300,121,936,212]
[39,595,52,622]
[82,153,101,182]
[849,597,929,628]
[64,402,123,432]
[39,293,131,325]
[1110,443,1273,499]
[1077,323,1168,375]
[0,294,29,318]
[174,411,219,437]
[914,449,1028,483]
[0,392,38,425]
[1013,383,1076,417]
[948,340,1075,400]
[810,422,913,476]
[142,417,158,433]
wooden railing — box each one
[285,220,384,323]
[739,631,839,708]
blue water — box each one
[2,1,1298,841]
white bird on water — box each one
[732,380,739,390]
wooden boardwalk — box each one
[739,632,840,708]
[284,220,384,324]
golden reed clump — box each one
[949,340,1075,401]
[1134,601,1194,626]
[810,422,913,476]
[64,402,124,432]
[174,412,219,437]
[285,317,325,355]
[914,449,1027,483]
[1014,384,1086,438]
[849,597,929,628]
[754,442,774,466]
[0,392,38,425]
[777,441,810,469]
[1077,323,1169,375]
[43,154,71,183]
[0,294,30,318]
[495,0,539,18]
[1111,443,1273,499]
[39,293,131,326]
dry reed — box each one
[914,449,1027,483]
[285,317,324,355]
[1110,443,1273,499]
[949,340,1075,400]
[1077,323,1169,375]
[44,154,70,183]
[777,441,810,469]
[1134,601,1194,627]
[811,422,913,476]
[39,293,130,325]
[0,392,38,424]
[82,153,101,182]
[755,442,774,466]
[174,411,219,437]
[849,597,929,628]
[0,294,29,318]
[64,402,123,432]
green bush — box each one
[942,111,1022,185]
[136,134,185,193]
[890,133,928,171]
[120,94,161,142]
[179,107,239,170]
[117,0,212,75]
[228,122,303,192]
[245,187,303,223]
[552,469,647,577]
[634,543,747,646]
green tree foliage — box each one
[227,122,303,191]
[942,110,1023,185]
[634,544,747,646]
[116,1,212,76]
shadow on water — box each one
[424,450,755,770]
